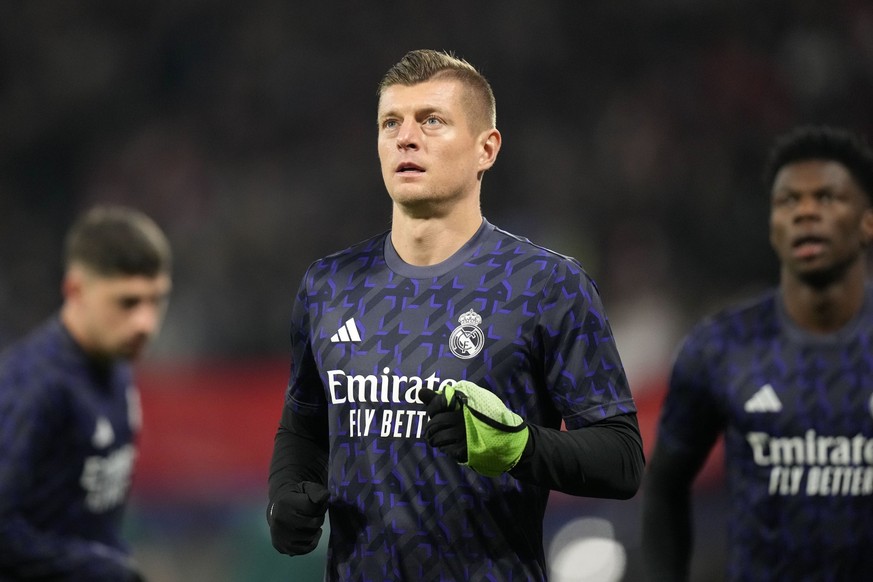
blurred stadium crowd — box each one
[3,1,873,367]
[2,1,873,580]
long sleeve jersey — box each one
[270,219,642,581]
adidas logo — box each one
[330,318,362,343]
[744,384,782,413]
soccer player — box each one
[0,205,172,580]
[641,125,873,581]
[267,49,644,581]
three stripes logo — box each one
[744,384,782,413]
[331,318,362,343]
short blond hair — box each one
[378,49,497,131]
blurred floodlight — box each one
[548,517,627,582]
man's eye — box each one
[119,298,140,310]
[425,117,441,126]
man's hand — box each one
[419,388,468,462]
[267,481,330,556]
[420,381,529,477]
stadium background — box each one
[2,1,872,580]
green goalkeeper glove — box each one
[420,381,529,477]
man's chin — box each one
[393,195,455,219]
[795,263,850,289]
[115,340,150,360]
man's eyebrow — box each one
[774,183,840,197]
[378,105,443,120]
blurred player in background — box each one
[642,125,873,581]
[267,49,644,580]
[0,205,172,580]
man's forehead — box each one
[774,159,854,189]
[92,273,172,295]
[378,79,465,114]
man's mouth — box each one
[791,235,827,259]
[396,162,424,173]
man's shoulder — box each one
[313,231,389,268]
[296,232,390,289]
[688,289,778,342]
[0,317,69,390]
[1,317,64,360]
[487,223,585,271]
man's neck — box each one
[780,263,868,334]
[390,207,483,267]
[60,304,109,363]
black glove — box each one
[267,481,330,556]
[420,387,467,463]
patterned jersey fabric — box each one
[0,317,140,579]
[286,219,635,581]
[658,286,873,581]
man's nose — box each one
[396,120,419,150]
[793,195,822,220]
[132,304,161,336]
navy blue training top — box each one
[0,317,140,580]
[285,219,635,581]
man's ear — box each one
[478,128,502,173]
[862,207,873,247]
[62,265,85,302]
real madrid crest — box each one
[449,309,484,359]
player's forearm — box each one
[641,486,693,582]
[640,444,700,582]
[509,413,644,498]
[268,405,329,500]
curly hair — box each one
[763,125,873,203]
